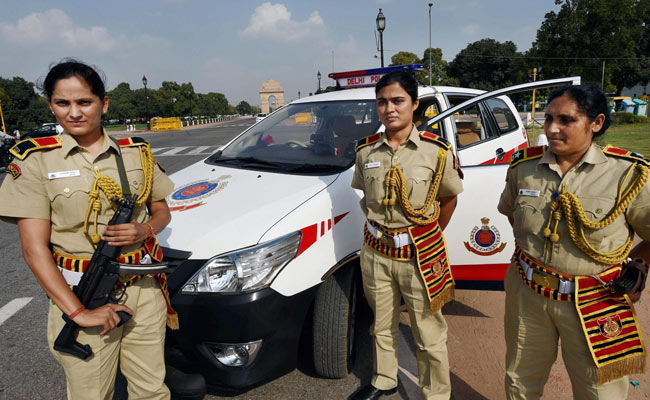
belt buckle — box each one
[531,269,559,290]
[378,232,394,247]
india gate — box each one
[260,80,285,114]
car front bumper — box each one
[165,260,317,389]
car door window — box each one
[485,98,518,134]
[447,95,498,149]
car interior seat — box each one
[332,115,369,158]
[456,121,480,147]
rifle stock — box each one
[54,195,138,359]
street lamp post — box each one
[142,75,149,130]
[317,70,321,93]
[428,2,433,86]
[376,9,386,68]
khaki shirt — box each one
[351,125,464,229]
[0,131,174,258]
[498,142,650,276]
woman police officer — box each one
[498,84,649,399]
[0,60,176,399]
[350,70,463,400]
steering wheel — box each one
[287,139,309,148]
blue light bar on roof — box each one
[328,64,424,89]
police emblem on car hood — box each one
[167,175,231,212]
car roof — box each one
[289,85,485,104]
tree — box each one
[389,51,420,67]
[422,48,457,86]
[106,82,134,122]
[447,39,520,91]
[530,0,650,93]
[236,101,253,115]
[0,76,52,131]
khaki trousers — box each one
[47,277,170,400]
[360,245,451,400]
[504,264,629,400]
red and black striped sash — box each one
[407,221,454,314]
[513,247,646,383]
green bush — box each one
[611,111,650,125]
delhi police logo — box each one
[464,217,507,256]
[598,315,622,338]
[168,175,230,212]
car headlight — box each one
[181,232,301,294]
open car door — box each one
[425,77,581,290]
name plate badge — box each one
[48,170,81,180]
[365,161,380,169]
[519,189,540,197]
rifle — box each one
[54,195,138,359]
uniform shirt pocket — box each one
[407,167,434,209]
[513,195,547,237]
[46,176,90,228]
[580,196,625,250]
[126,166,145,196]
[363,167,386,209]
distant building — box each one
[260,80,285,114]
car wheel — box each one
[312,263,358,378]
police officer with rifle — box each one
[0,60,204,400]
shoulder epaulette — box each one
[419,131,451,150]
[602,144,650,167]
[117,136,149,148]
[509,145,547,168]
[9,136,62,161]
[355,133,381,152]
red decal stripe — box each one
[297,224,318,256]
[479,141,528,165]
[450,263,509,281]
[320,221,325,237]
[334,212,349,225]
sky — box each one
[0,0,562,107]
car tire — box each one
[312,263,358,378]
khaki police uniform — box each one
[0,131,175,400]
[498,143,650,399]
[351,125,463,399]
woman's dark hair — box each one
[547,84,611,136]
[375,71,419,103]
[38,59,107,100]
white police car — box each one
[158,65,579,388]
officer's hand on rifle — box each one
[102,220,151,247]
[72,303,134,336]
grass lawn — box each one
[104,123,147,132]
[527,123,650,156]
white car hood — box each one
[158,162,338,259]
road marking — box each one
[398,365,419,385]
[0,297,33,326]
[151,145,223,157]
[186,146,213,155]
[157,146,190,156]
[150,147,171,155]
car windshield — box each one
[208,100,381,174]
